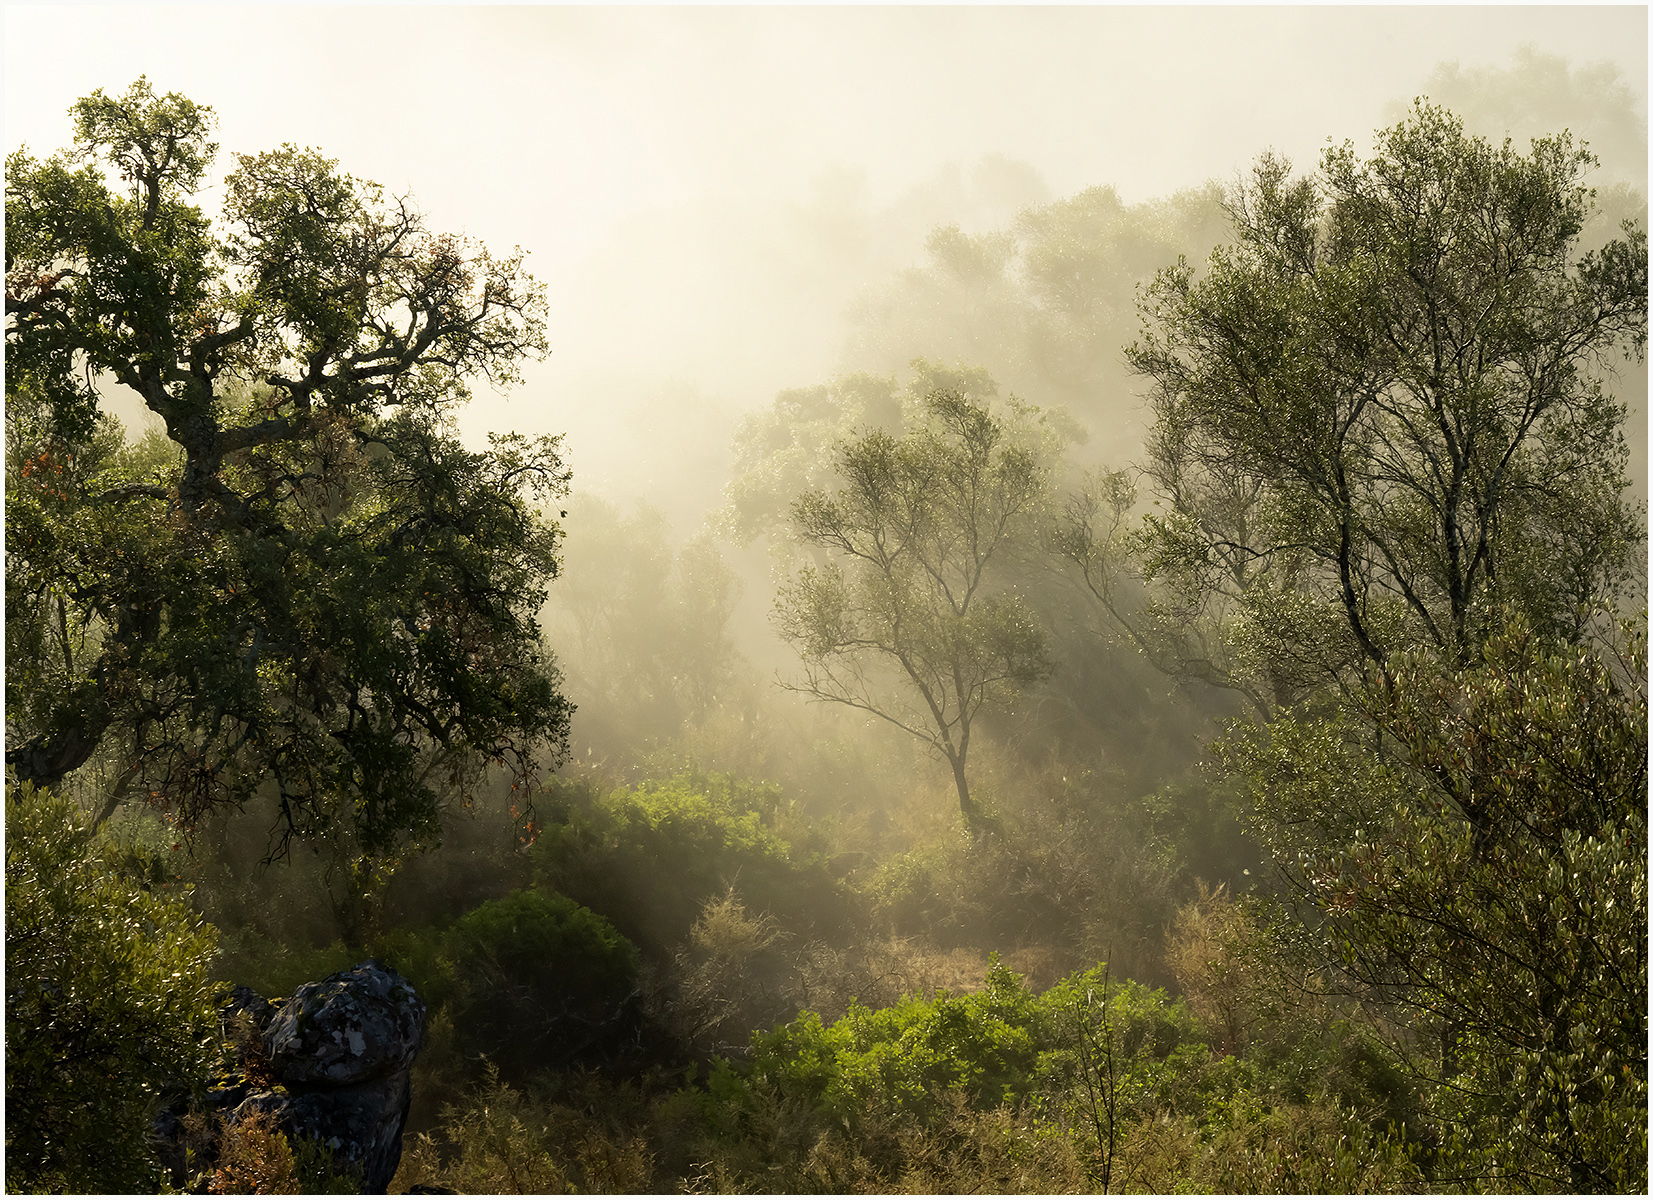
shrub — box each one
[531,771,850,955]
[1166,882,1261,1055]
[663,888,794,1055]
[861,763,1191,986]
[1121,1095,1421,1194]
[451,887,640,1008]
[392,1064,659,1194]
[208,1107,301,1195]
[378,886,641,1083]
[744,959,1082,1125]
[5,779,222,1192]
[394,1066,573,1195]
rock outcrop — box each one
[167,961,426,1193]
[264,961,425,1087]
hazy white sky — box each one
[5,5,1647,517]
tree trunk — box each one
[949,752,988,834]
[5,680,113,792]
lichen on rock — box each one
[165,960,427,1194]
[266,960,426,1086]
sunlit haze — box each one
[6,5,1647,520]
[7,15,1650,1178]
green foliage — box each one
[530,771,850,955]
[287,1128,362,1194]
[774,385,1059,826]
[2,390,128,764]
[5,778,222,1193]
[378,887,640,1078]
[8,79,1641,1199]
[729,961,1204,1136]
[373,893,1427,1193]
[748,960,1043,1121]
[451,888,638,998]
[1131,772,1258,887]
[1228,615,1648,1191]
[723,359,1046,553]
[165,787,399,996]
[397,1065,574,1194]
[6,79,570,854]
[1122,102,1647,707]
[1123,1095,1420,1194]
[677,959,1418,1193]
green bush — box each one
[386,952,1427,1192]
[531,771,850,955]
[5,779,222,1192]
[378,886,640,1081]
[747,959,1044,1122]
[451,887,639,1015]
[704,959,1419,1191]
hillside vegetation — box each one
[6,63,1646,1194]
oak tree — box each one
[1092,101,1650,1190]
[5,79,572,853]
[1225,616,1647,1191]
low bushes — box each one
[530,771,852,956]
[5,780,222,1193]
[377,886,642,1088]
[398,955,1423,1193]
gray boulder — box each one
[267,961,425,1086]
[171,961,426,1194]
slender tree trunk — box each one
[949,752,985,832]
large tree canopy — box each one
[1092,101,1650,1190]
[1112,103,1647,710]
[5,79,571,853]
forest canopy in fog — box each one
[4,16,1648,1195]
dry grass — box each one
[1165,881,1260,1056]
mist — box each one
[8,7,1645,532]
[7,8,1649,1191]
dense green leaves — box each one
[5,80,569,853]
[1228,616,1648,1190]
[750,959,1044,1120]
[682,959,1419,1194]
[5,780,222,1193]
[419,888,640,1074]
[1124,104,1647,705]
[530,772,848,954]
